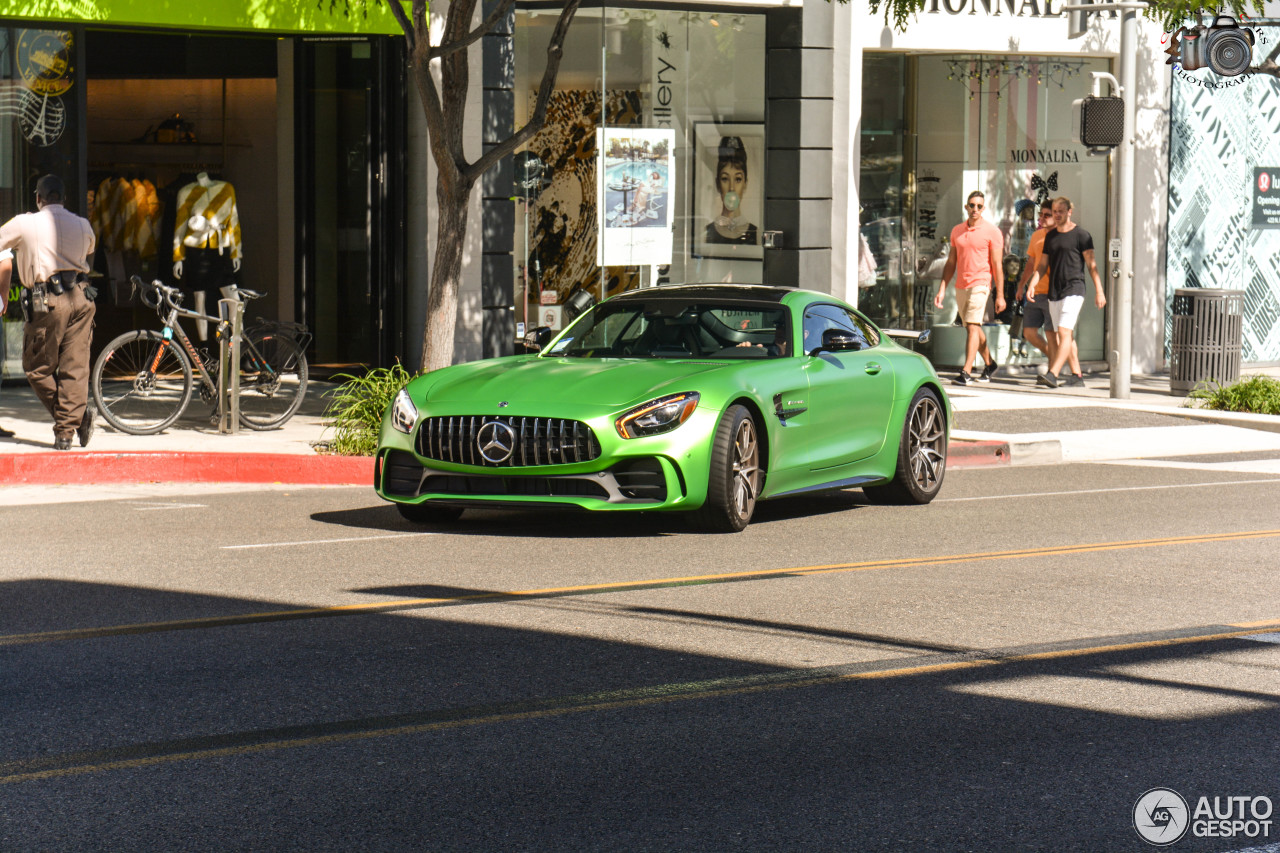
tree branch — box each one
[467,0,583,182]
[429,0,517,61]
[386,0,415,51]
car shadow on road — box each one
[309,490,874,538]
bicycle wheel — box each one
[236,331,309,430]
[92,330,194,435]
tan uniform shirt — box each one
[0,203,96,288]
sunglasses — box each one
[966,203,984,209]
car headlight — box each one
[616,392,700,439]
[390,388,418,434]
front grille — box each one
[380,450,665,504]
[416,416,602,467]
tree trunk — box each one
[423,174,475,372]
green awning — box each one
[0,0,405,35]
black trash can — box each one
[1170,288,1244,394]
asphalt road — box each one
[4,460,1280,851]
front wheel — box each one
[690,404,762,533]
[236,331,309,430]
[92,330,194,435]
[862,387,947,505]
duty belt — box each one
[36,271,88,295]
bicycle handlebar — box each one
[130,275,226,325]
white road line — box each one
[130,502,209,511]
[222,532,438,550]
[938,478,1280,503]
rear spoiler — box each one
[883,328,931,344]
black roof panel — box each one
[611,283,794,304]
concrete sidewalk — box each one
[1,368,1277,485]
[0,379,370,485]
[948,366,1280,467]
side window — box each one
[847,310,881,349]
[803,304,880,352]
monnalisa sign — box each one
[923,0,1114,18]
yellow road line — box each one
[4,528,1280,649]
[3,621,1275,786]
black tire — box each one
[862,387,947,505]
[690,404,762,533]
[91,330,194,435]
[396,501,464,525]
[236,331,309,430]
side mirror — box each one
[523,326,554,352]
[809,328,861,356]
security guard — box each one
[0,175,97,450]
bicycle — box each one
[91,276,310,434]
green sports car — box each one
[375,284,950,532]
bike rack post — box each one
[217,297,243,434]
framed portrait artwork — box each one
[692,122,764,261]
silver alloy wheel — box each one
[907,394,946,493]
[731,417,760,519]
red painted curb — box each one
[0,452,372,486]
[2,443,999,485]
[946,439,1011,469]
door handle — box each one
[865,362,882,375]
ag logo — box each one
[477,420,516,464]
[1134,788,1190,846]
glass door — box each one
[295,37,405,369]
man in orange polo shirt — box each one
[934,190,1005,385]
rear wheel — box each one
[92,330,194,435]
[236,331,309,430]
[862,387,947,505]
[691,404,761,533]
[396,501,464,525]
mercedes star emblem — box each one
[477,420,516,464]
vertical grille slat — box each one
[417,415,601,468]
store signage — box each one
[649,12,686,130]
[925,0,1115,17]
[1253,167,1280,229]
[1009,148,1081,163]
[928,0,1062,16]
[653,56,679,129]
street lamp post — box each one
[1064,1,1147,399]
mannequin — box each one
[172,172,241,339]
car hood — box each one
[417,356,732,409]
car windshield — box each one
[546,301,792,359]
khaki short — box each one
[956,286,990,326]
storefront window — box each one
[861,52,1111,366]
[1166,26,1280,364]
[513,7,765,333]
[1,26,84,377]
